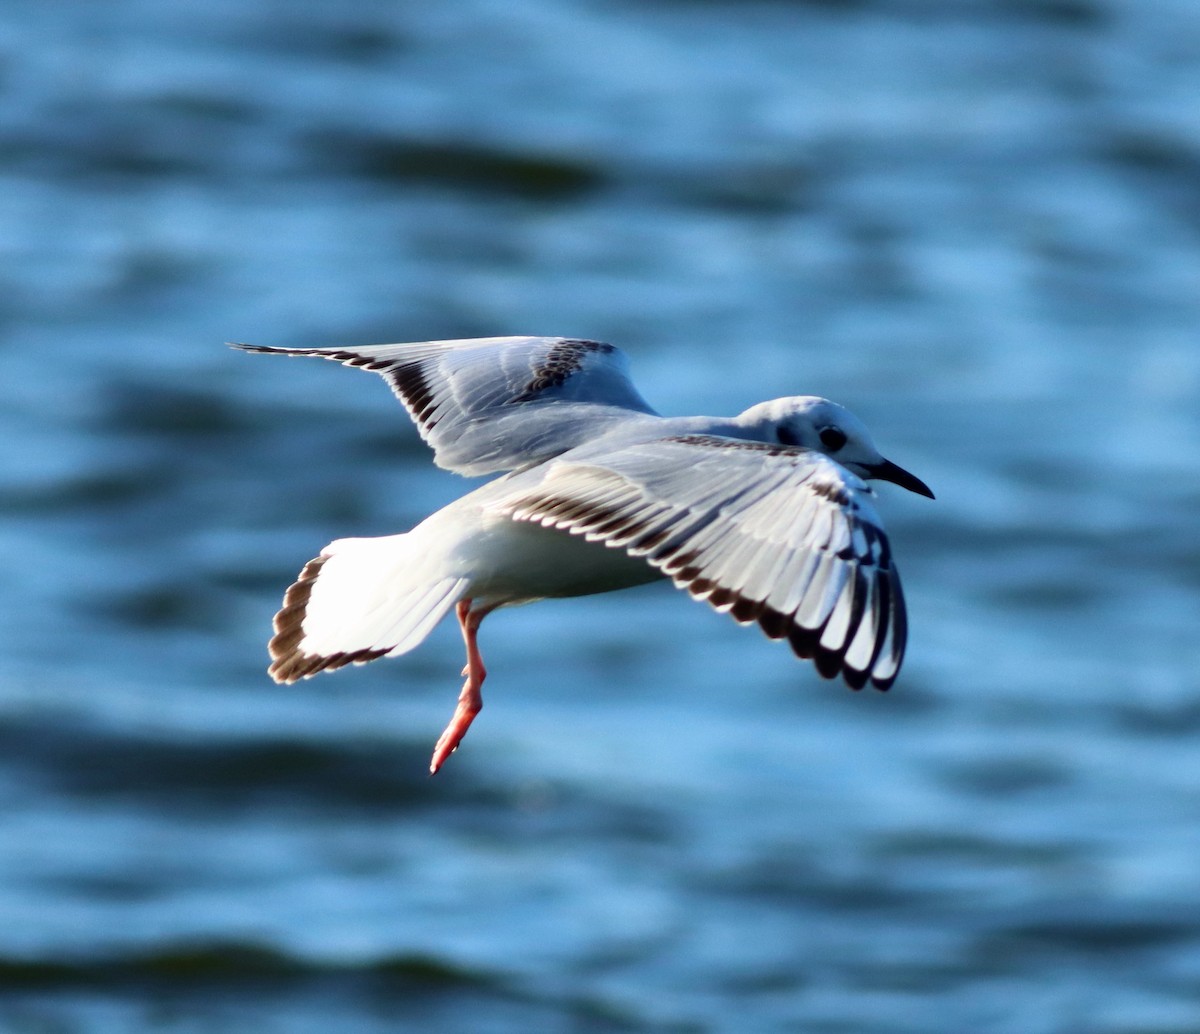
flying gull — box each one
[231,337,934,773]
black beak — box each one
[868,458,935,499]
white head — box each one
[738,396,934,497]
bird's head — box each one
[737,396,935,499]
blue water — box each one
[3,0,1200,1030]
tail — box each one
[265,533,469,684]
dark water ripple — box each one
[0,719,433,815]
[0,944,643,1034]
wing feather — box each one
[500,434,911,690]
[231,336,658,475]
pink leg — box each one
[430,599,490,775]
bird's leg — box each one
[430,599,489,775]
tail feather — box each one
[266,534,469,684]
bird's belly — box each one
[459,517,662,607]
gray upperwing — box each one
[230,336,659,475]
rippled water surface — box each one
[2,1,1200,1031]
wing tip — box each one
[228,341,311,356]
[756,577,906,692]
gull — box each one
[231,337,934,773]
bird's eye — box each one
[777,426,802,447]
[818,426,847,451]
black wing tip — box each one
[228,342,332,357]
[228,341,311,356]
[758,593,905,692]
[843,665,871,691]
[673,578,899,693]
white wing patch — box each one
[499,435,907,690]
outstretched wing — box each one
[230,336,658,475]
[499,434,908,690]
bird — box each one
[231,336,934,774]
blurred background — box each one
[2,0,1199,1031]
